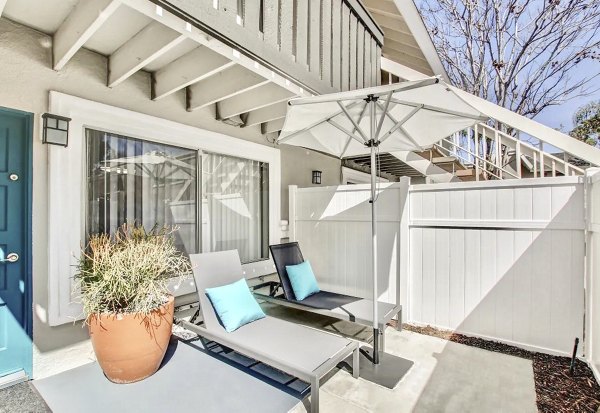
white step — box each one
[0,370,28,390]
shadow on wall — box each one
[292,182,407,305]
[409,188,585,357]
[279,145,342,221]
[291,179,585,355]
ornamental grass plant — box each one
[75,224,192,321]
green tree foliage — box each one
[570,101,600,147]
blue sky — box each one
[534,60,600,133]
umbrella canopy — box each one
[278,78,489,157]
[103,150,195,181]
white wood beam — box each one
[152,46,234,100]
[261,118,286,134]
[382,45,430,69]
[0,0,7,17]
[217,83,295,120]
[379,25,420,49]
[187,65,269,111]
[53,0,121,70]
[243,103,288,127]
[362,0,399,15]
[392,0,450,82]
[381,56,430,81]
[383,37,428,61]
[382,49,433,75]
[108,21,186,87]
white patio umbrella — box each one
[103,150,195,180]
[278,77,489,366]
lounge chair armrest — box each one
[250,280,281,297]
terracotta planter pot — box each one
[87,295,174,384]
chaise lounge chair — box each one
[178,250,359,413]
[253,242,402,351]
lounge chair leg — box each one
[353,345,360,379]
[379,323,385,352]
[310,376,320,413]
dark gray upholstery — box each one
[264,242,403,339]
[270,242,363,310]
[286,291,361,311]
[269,242,304,300]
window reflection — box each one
[86,129,198,255]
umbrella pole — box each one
[369,99,380,365]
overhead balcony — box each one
[154,0,384,94]
[0,0,383,135]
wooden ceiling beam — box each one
[243,103,288,127]
[108,21,186,87]
[186,65,269,111]
[0,0,8,18]
[53,0,121,70]
[217,83,295,120]
[152,46,234,100]
[261,118,286,134]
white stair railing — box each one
[436,121,586,181]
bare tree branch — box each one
[419,0,600,118]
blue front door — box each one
[0,107,32,378]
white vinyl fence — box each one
[585,168,600,378]
[289,176,586,356]
[289,179,410,305]
[409,178,584,355]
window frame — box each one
[47,92,280,326]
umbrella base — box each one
[357,346,414,389]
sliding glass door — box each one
[85,128,269,263]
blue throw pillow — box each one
[286,260,320,301]
[205,278,265,332]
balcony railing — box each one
[153,0,384,94]
[437,122,587,181]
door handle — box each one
[0,253,19,263]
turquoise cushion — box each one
[205,278,265,332]
[286,260,320,301]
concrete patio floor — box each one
[0,304,537,413]
[263,304,537,413]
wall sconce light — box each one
[42,113,71,147]
[312,170,322,185]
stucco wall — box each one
[280,146,342,221]
[0,18,340,378]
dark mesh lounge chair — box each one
[178,250,359,413]
[253,242,402,351]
